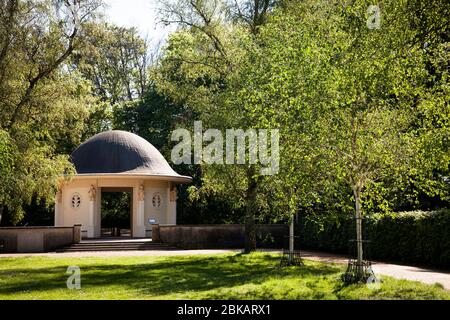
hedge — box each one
[298,209,450,269]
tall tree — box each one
[0,0,102,224]
[241,0,449,277]
[157,0,268,252]
[72,22,150,104]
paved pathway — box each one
[1,249,449,290]
[301,250,450,290]
[0,249,241,258]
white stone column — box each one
[87,185,96,238]
[54,189,63,226]
[134,184,146,238]
[167,183,177,225]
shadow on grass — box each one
[0,253,341,298]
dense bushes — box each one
[298,209,450,269]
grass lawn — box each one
[0,253,448,300]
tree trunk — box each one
[244,168,257,253]
[0,204,3,225]
[353,187,364,276]
[288,217,295,263]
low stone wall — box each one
[156,224,289,249]
[0,225,81,253]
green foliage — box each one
[1,0,448,230]
[299,209,450,269]
[81,100,113,142]
[101,192,131,229]
[113,85,187,152]
[0,131,16,207]
[156,1,272,250]
[72,22,150,104]
[177,186,245,224]
[235,0,449,223]
[154,0,450,237]
[0,0,101,224]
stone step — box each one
[56,241,178,252]
[57,247,177,252]
[61,245,171,250]
[69,242,162,247]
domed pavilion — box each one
[54,130,191,239]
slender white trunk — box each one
[354,188,364,275]
[289,218,294,252]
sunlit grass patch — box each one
[0,253,448,300]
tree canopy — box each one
[0,0,448,246]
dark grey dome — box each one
[71,131,190,181]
